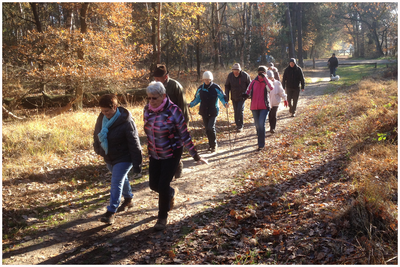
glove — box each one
[242,93,249,100]
[284,100,288,107]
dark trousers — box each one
[202,115,217,148]
[286,88,300,114]
[330,66,337,76]
[232,99,245,129]
[268,106,278,130]
[149,147,182,219]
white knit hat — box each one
[202,71,213,81]
[232,63,241,71]
[266,70,274,78]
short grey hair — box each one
[146,81,166,96]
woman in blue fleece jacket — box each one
[189,71,229,153]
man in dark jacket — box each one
[153,65,188,178]
[94,94,142,224]
[282,58,305,117]
[327,53,339,77]
[224,63,251,132]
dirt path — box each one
[3,67,332,265]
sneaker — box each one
[100,210,116,224]
[117,198,133,213]
[170,188,179,210]
[257,147,264,152]
[291,113,296,117]
[270,129,275,134]
[174,161,184,178]
[154,218,167,231]
[237,127,243,132]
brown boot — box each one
[154,218,167,231]
[170,188,179,210]
[117,198,133,213]
[100,210,116,224]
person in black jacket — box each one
[93,94,142,224]
[224,63,251,132]
[327,53,339,77]
[282,58,305,117]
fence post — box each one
[374,63,377,68]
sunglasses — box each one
[147,96,160,101]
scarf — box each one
[98,108,121,155]
[148,97,167,113]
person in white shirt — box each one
[266,70,288,134]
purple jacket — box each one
[143,96,200,160]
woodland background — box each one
[2,2,398,111]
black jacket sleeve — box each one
[126,119,143,173]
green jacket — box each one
[164,78,189,124]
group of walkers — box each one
[93,58,305,231]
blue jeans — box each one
[232,100,245,129]
[202,115,217,148]
[106,162,133,213]
[252,109,269,148]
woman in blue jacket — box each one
[189,71,229,153]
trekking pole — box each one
[226,106,231,149]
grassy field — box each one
[2,65,398,263]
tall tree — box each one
[296,3,303,67]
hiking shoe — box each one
[170,188,179,210]
[210,145,218,153]
[270,129,276,134]
[174,161,184,178]
[291,113,296,117]
[257,147,264,152]
[154,218,167,231]
[117,198,133,213]
[100,210,116,224]
[237,127,243,132]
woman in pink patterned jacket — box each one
[143,81,207,231]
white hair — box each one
[146,81,166,95]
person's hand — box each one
[196,157,209,165]
[301,88,305,92]
[258,73,265,78]
[225,102,229,108]
[242,93,249,99]
[284,100,288,107]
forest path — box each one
[3,67,333,264]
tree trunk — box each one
[74,3,89,111]
[157,3,162,64]
[241,2,247,68]
[247,3,252,65]
[296,3,303,68]
[196,4,201,81]
[150,3,157,75]
[29,3,46,93]
[286,3,295,59]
